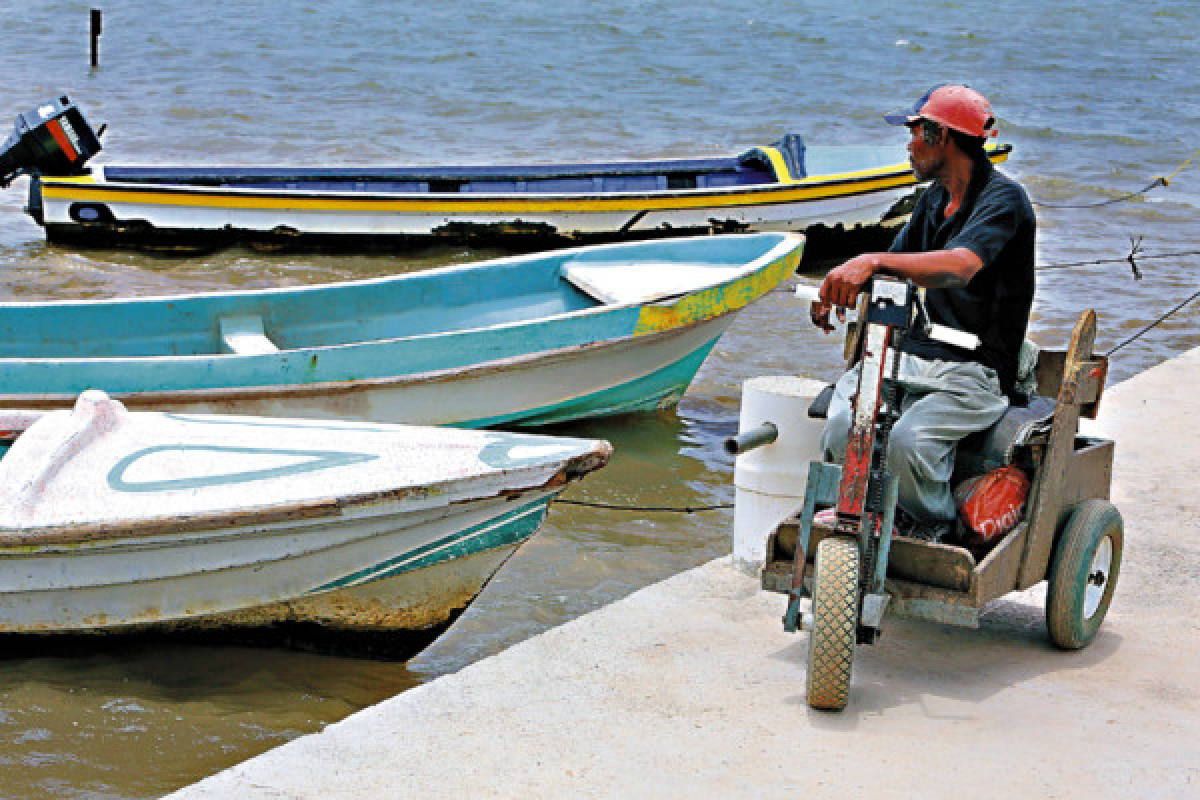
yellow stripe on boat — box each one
[632,245,800,335]
[756,146,801,185]
[41,173,906,212]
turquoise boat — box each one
[0,233,803,427]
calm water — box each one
[0,2,1198,797]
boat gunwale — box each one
[43,166,910,204]
[0,448,607,549]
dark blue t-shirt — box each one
[890,158,1036,396]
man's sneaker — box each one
[813,508,838,528]
[812,507,900,538]
[902,513,955,544]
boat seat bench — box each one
[561,261,746,306]
[218,314,281,355]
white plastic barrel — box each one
[731,375,828,574]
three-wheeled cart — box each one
[761,300,1122,710]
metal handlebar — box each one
[794,284,821,303]
[795,281,979,351]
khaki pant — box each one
[821,354,1008,523]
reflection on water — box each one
[1,644,420,799]
[0,238,509,301]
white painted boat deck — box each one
[165,347,1200,799]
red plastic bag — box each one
[954,465,1031,546]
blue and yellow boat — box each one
[27,129,1010,251]
[0,233,803,426]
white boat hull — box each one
[0,392,611,646]
[38,187,909,238]
[1,492,550,637]
[88,313,734,427]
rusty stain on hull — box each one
[0,543,521,646]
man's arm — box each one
[818,247,983,309]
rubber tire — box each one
[806,536,860,710]
[1046,498,1123,650]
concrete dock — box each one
[167,348,1200,799]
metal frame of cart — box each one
[761,309,1122,709]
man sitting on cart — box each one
[810,84,1036,543]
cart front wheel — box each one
[806,536,859,710]
[1046,498,1123,650]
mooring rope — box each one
[1032,177,1166,209]
[1034,249,1200,271]
[1164,147,1200,184]
[1105,288,1200,357]
[1042,235,1153,279]
[1031,146,1200,209]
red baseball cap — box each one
[884,84,998,138]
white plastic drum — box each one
[731,375,828,573]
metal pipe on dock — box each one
[723,422,779,455]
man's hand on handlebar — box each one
[820,253,879,309]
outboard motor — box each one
[0,95,102,187]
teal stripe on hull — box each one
[306,496,551,594]
[461,334,721,428]
[0,308,643,395]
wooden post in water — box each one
[90,9,102,69]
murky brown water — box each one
[2,1,1199,796]
[0,645,421,799]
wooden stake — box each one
[90,9,102,69]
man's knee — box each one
[884,417,938,479]
[886,419,919,460]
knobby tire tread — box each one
[807,536,859,710]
